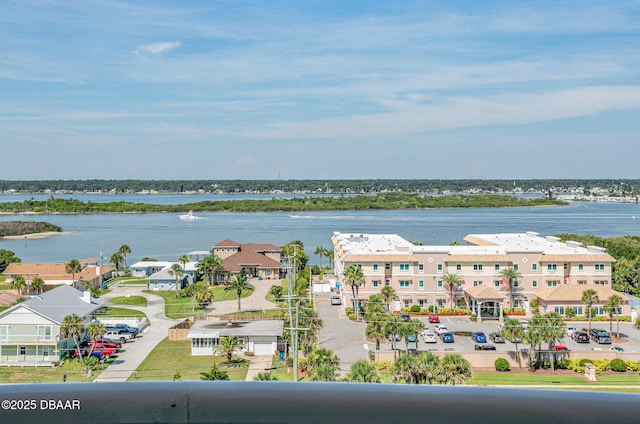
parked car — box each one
[475,344,496,351]
[89,338,122,351]
[407,335,418,343]
[489,332,505,343]
[74,346,115,359]
[553,344,569,351]
[440,332,454,343]
[572,331,590,343]
[589,328,612,344]
[566,326,577,337]
[422,332,437,343]
[387,333,401,342]
[106,323,139,337]
[428,314,440,323]
[105,329,135,343]
[434,325,448,335]
[471,332,487,343]
[400,313,411,322]
[519,319,529,330]
[330,295,342,305]
[611,346,624,352]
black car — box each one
[474,344,496,351]
[400,313,410,322]
[572,331,590,343]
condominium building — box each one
[332,231,619,317]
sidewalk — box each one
[244,355,274,381]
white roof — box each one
[187,319,284,339]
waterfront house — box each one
[211,240,282,283]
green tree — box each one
[110,252,123,277]
[118,244,131,274]
[344,360,381,383]
[384,313,403,359]
[85,322,106,357]
[501,318,525,367]
[537,312,566,372]
[297,301,322,354]
[214,336,245,362]
[313,246,326,269]
[168,263,185,299]
[65,259,82,289]
[582,288,600,333]
[397,319,423,354]
[254,372,278,381]
[200,362,230,380]
[306,348,340,382]
[344,264,365,318]
[282,240,308,271]
[500,267,522,311]
[30,276,45,294]
[178,254,190,272]
[414,351,440,384]
[0,249,21,273]
[380,285,398,312]
[442,272,462,310]
[604,294,624,338]
[60,314,85,360]
[437,353,472,386]
[392,353,417,384]
[224,273,255,312]
[198,254,223,286]
[9,274,26,296]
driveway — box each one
[315,292,368,376]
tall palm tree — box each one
[325,250,334,271]
[118,244,131,275]
[9,275,26,296]
[313,246,325,269]
[110,252,123,277]
[60,314,85,360]
[537,312,566,372]
[214,336,245,362]
[224,273,254,312]
[85,322,106,357]
[414,351,440,384]
[398,319,423,354]
[344,360,381,383]
[254,372,278,381]
[65,259,82,289]
[198,254,223,286]
[392,353,417,384]
[442,272,462,310]
[344,264,365,318]
[437,353,472,385]
[501,318,525,367]
[380,286,398,312]
[178,254,190,272]
[582,288,600,333]
[30,276,45,295]
[306,348,340,382]
[604,294,624,337]
[500,267,522,311]
[384,313,403,359]
[168,263,185,299]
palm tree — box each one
[65,259,82,289]
[178,254,190,272]
[344,360,381,383]
[414,351,440,384]
[60,314,85,360]
[313,246,325,269]
[214,336,245,362]
[384,313,402,359]
[380,286,398,312]
[110,252,123,277]
[398,319,423,354]
[604,294,624,338]
[198,254,223,286]
[200,362,230,380]
[30,276,45,294]
[537,312,565,372]
[437,353,472,385]
[500,267,522,311]
[442,272,462,310]
[344,264,365,318]
[9,275,26,296]
[501,318,525,367]
[167,263,185,299]
[224,273,254,312]
[392,354,417,384]
[582,288,600,333]
[254,372,278,381]
[325,250,334,271]
[118,244,131,275]
[306,348,340,382]
[85,322,106,357]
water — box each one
[1,197,639,265]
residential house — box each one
[211,240,282,283]
[187,319,284,356]
[147,262,198,291]
[535,285,630,317]
[0,285,103,365]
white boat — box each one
[178,210,202,220]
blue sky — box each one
[2,0,639,180]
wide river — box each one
[1,194,639,265]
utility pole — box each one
[284,246,308,382]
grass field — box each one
[0,358,115,384]
[95,306,147,319]
[468,371,640,387]
[109,295,148,306]
[210,286,253,302]
[144,290,206,319]
[131,338,248,381]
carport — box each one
[464,285,505,323]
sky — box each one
[1,0,640,180]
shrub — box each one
[348,313,357,321]
[610,358,627,372]
[564,306,576,318]
[345,307,353,314]
[410,305,422,313]
[372,360,394,371]
[495,358,510,372]
[626,361,639,372]
[556,359,570,370]
[427,305,435,312]
[578,358,594,367]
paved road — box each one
[316,292,367,376]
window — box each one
[473,264,483,271]
[532,280,538,288]
[385,279,390,286]
[418,299,426,307]
[0,326,7,342]
[575,306,584,315]
[547,264,557,271]
[436,299,444,308]
[19,346,26,355]
[356,264,362,270]
[373,264,379,271]
[514,264,519,271]
[494,280,500,288]
[404,300,410,308]
[577,280,586,285]
[564,263,568,270]
[473,280,482,286]
[399,280,410,288]
[578,264,584,271]
[437,280,443,290]
[372,280,380,288]
[546,280,559,287]
[437,264,443,272]
[513,280,519,287]
[592,306,605,316]
[418,280,424,290]
[418,263,423,272]
[494,264,500,271]
[595,264,605,271]
[456,264,461,271]
[400,263,410,271]
[532,263,538,271]
[554,306,565,315]
[513,299,520,308]
[595,280,608,285]
[38,325,52,341]
[385,263,391,270]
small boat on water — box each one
[177,210,202,220]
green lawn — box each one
[224,308,283,320]
[95,306,147,319]
[0,358,115,384]
[268,357,295,381]
[131,338,249,381]
[144,290,206,319]
[110,295,148,306]
[469,371,640,387]
[210,286,253,302]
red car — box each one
[428,314,440,323]
[553,345,568,351]
[74,346,115,358]
[90,338,122,351]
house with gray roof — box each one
[0,285,103,365]
[187,319,284,356]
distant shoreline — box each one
[1,231,71,240]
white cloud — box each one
[137,41,182,55]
